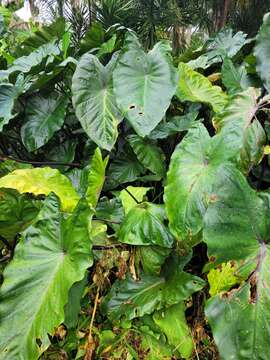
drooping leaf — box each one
[148,111,199,140]
[0,188,40,241]
[177,62,228,113]
[119,202,174,248]
[0,194,93,360]
[153,303,193,359]
[113,33,178,136]
[127,134,166,178]
[119,186,151,214]
[164,123,231,244]
[254,12,270,92]
[102,255,205,321]
[207,262,239,297]
[0,167,80,212]
[21,93,68,151]
[72,53,123,151]
[85,148,109,208]
[0,83,22,131]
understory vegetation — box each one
[0,2,270,360]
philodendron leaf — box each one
[203,166,270,359]
[0,188,40,241]
[102,255,205,321]
[113,33,178,136]
[0,83,22,131]
[72,52,123,151]
[0,194,93,360]
[153,303,193,359]
[119,186,151,214]
[21,93,68,151]
[164,123,231,245]
[221,58,245,93]
[254,12,270,92]
[177,62,228,113]
[215,87,266,172]
[0,167,80,212]
[119,203,174,248]
[85,148,109,208]
[127,134,166,178]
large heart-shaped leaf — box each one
[0,194,93,360]
[72,53,123,151]
[113,33,178,136]
[164,123,231,244]
[119,202,174,248]
[203,167,270,359]
[102,255,205,321]
[0,83,21,131]
[177,62,228,113]
[21,93,68,152]
[0,167,79,212]
[254,12,270,92]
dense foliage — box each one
[1,6,270,360]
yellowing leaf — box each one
[0,167,79,212]
[207,262,239,297]
[264,145,270,155]
[119,186,151,214]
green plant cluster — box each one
[0,10,270,360]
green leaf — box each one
[0,188,40,241]
[127,134,165,178]
[7,41,60,76]
[153,303,193,359]
[221,58,244,93]
[47,139,78,171]
[79,22,105,54]
[119,186,151,214]
[21,93,68,152]
[113,33,178,136]
[0,159,32,178]
[96,197,124,231]
[207,262,239,297]
[85,148,109,208]
[206,28,247,59]
[203,167,270,359]
[0,83,22,131]
[102,255,205,321]
[0,167,80,212]
[164,123,231,244]
[177,62,228,113]
[138,246,171,275]
[72,53,123,151]
[0,194,93,360]
[254,12,270,92]
[148,111,199,140]
[119,203,174,248]
[215,88,266,171]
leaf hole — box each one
[129,105,136,110]
[138,112,144,116]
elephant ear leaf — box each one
[177,62,228,113]
[255,12,270,92]
[0,167,80,212]
[203,166,270,359]
[72,53,123,151]
[21,93,68,152]
[0,83,22,131]
[0,194,93,360]
[113,33,178,136]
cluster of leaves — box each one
[1,9,270,360]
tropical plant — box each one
[0,8,270,360]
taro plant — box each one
[0,10,270,360]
